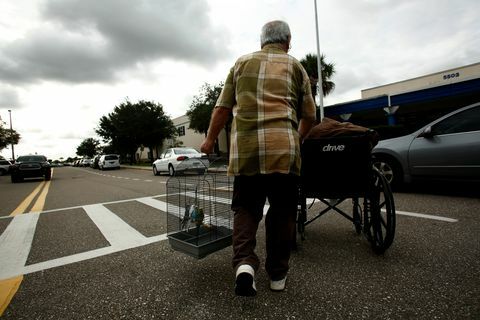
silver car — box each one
[372,102,480,187]
[99,154,120,170]
[153,147,208,176]
[0,159,12,175]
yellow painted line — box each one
[9,182,46,216]
[0,276,23,316]
[2,170,54,315]
[31,169,54,213]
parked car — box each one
[372,102,480,188]
[80,158,93,167]
[10,155,51,183]
[91,155,101,169]
[0,159,12,175]
[98,154,120,170]
[153,147,208,176]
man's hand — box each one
[200,139,215,154]
[201,106,231,155]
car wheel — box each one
[45,172,51,181]
[153,165,159,176]
[168,165,175,177]
[373,156,403,189]
[0,168,6,176]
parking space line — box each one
[84,204,147,247]
[392,209,458,222]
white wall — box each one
[361,62,480,99]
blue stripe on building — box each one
[324,77,480,116]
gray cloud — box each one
[321,0,480,102]
[0,86,21,108]
[0,0,230,85]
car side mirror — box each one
[419,126,434,138]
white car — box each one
[0,159,12,175]
[153,147,208,176]
[80,158,93,167]
[98,154,120,170]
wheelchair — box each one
[297,132,396,254]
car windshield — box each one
[173,148,199,155]
[105,155,118,160]
[17,156,47,162]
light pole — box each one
[8,109,15,161]
[314,0,324,121]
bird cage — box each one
[166,168,233,259]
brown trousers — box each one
[231,174,298,281]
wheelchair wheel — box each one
[364,167,395,254]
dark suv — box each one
[10,155,52,183]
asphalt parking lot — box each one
[0,169,479,319]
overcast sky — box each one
[1,0,479,160]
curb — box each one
[121,165,151,171]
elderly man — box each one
[201,20,316,296]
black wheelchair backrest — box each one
[301,134,373,198]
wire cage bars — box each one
[166,169,233,259]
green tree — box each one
[0,120,21,152]
[187,83,230,154]
[187,83,224,136]
[76,138,100,158]
[96,99,176,163]
[300,53,336,99]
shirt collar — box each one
[262,43,286,53]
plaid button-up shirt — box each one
[216,44,316,176]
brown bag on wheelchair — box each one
[306,117,379,148]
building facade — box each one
[325,62,480,137]
[137,62,480,161]
[361,63,480,99]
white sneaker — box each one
[235,265,256,296]
[270,276,287,291]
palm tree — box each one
[300,53,336,98]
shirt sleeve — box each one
[215,67,236,109]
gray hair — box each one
[260,20,291,47]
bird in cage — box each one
[191,207,204,226]
[181,204,205,230]
[180,204,194,230]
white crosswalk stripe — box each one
[0,194,458,281]
[0,214,39,279]
[84,204,147,247]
